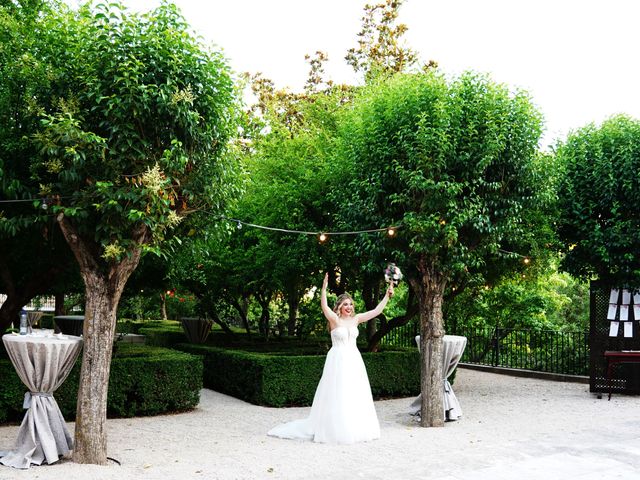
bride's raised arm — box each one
[321,273,339,326]
[355,283,394,324]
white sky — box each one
[93,0,640,149]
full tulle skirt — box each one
[268,344,380,444]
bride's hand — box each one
[387,283,394,298]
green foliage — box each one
[17,2,239,261]
[0,358,23,423]
[0,1,81,329]
[0,343,202,423]
[556,115,640,287]
[105,344,203,418]
[165,290,198,320]
[117,293,161,321]
[139,320,186,347]
[335,70,549,289]
[345,0,431,82]
[445,269,589,332]
[178,344,419,407]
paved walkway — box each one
[1,368,639,479]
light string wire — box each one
[0,196,72,204]
[0,198,532,262]
[0,198,45,204]
[0,197,400,237]
[200,210,399,237]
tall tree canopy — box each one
[556,114,640,288]
[336,71,549,426]
[4,1,239,463]
[0,0,80,328]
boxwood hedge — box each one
[177,344,420,407]
[0,343,202,424]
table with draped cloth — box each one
[410,334,467,421]
[1,330,83,469]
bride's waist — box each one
[330,342,359,348]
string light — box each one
[0,197,400,239]
[498,249,533,264]
[0,196,70,205]
[210,213,400,238]
[0,198,43,204]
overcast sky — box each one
[96,0,640,149]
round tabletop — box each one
[3,329,82,346]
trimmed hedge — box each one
[139,321,187,348]
[178,343,420,407]
[0,343,203,424]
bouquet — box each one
[384,263,403,286]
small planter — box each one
[180,317,213,344]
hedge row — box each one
[0,343,203,424]
[177,343,420,407]
[139,322,186,348]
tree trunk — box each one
[160,292,167,320]
[410,255,447,428]
[0,295,22,331]
[55,292,67,316]
[286,288,299,336]
[230,296,251,334]
[256,293,271,339]
[209,310,234,335]
[73,272,123,464]
[57,213,146,464]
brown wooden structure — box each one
[590,281,640,396]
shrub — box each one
[178,344,420,407]
[139,320,186,347]
[0,343,202,424]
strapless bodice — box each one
[330,324,359,347]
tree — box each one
[18,2,238,463]
[0,0,80,329]
[556,115,640,287]
[345,0,435,82]
[336,71,547,426]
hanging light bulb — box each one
[318,233,328,243]
[41,198,48,210]
[523,257,531,265]
[387,227,396,237]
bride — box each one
[268,273,394,444]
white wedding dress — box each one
[268,319,380,444]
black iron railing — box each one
[382,324,589,376]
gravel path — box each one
[1,367,639,480]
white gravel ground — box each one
[1,367,640,480]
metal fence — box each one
[382,323,589,376]
[0,294,56,311]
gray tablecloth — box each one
[411,334,467,421]
[1,331,83,469]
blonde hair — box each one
[333,293,355,317]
